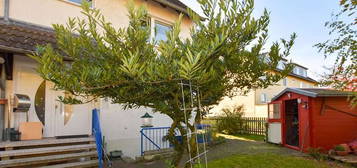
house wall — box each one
[0,0,4,17]
[99,100,172,158]
[7,0,192,38]
[209,91,255,117]
[210,75,316,118]
[5,0,193,156]
[310,97,357,151]
[254,76,316,117]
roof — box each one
[275,69,318,83]
[0,18,56,54]
[271,88,356,101]
[288,72,317,83]
[152,0,195,16]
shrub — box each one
[334,145,345,151]
[216,105,246,135]
[307,148,327,161]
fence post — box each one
[140,129,144,156]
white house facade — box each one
[0,0,194,158]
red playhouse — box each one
[267,88,357,152]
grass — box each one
[198,153,344,168]
[233,134,265,141]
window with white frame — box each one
[260,93,267,103]
[269,103,281,119]
[300,82,304,88]
[277,60,286,70]
[67,0,92,5]
[282,78,287,86]
[154,21,172,42]
[293,66,307,77]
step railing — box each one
[92,108,103,168]
[140,124,211,156]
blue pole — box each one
[140,129,144,156]
[92,108,103,168]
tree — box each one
[315,0,356,105]
[31,0,295,167]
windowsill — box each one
[58,0,94,8]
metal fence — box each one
[140,125,211,156]
[203,117,267,135]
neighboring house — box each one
[0,0,194,158]
[210,61,318,117]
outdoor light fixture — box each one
[297,98,302,104]
[302,101,308,109]
[141,112,153,128]
[0,57,5,64]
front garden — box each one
[109,133,352,168]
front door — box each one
[14,56,91,137]
[46,82,92,137]
[285,99,299,147]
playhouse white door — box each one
[46,83,92,137]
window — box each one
[293,66,307,77]
[282,78,287,86]
[260,93,267,103]
[154,21,172,42]
[269,103,281,119]
[300,82,304,88]
[277,60,286,70]
[299,68,307,77]
[293,67,299,74]
[68,0,92,6]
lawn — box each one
[199,153,347,168]
[233,134,265,141]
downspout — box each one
[4,0,10,21]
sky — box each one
[180,0,342,80]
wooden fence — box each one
[203,117,267,135]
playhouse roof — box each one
[271,88,356,101]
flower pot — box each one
[336,151,349,156]
[340,144,352,153]
[350,145,357,151]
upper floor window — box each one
[282,78,287,86]
[65,0,93,6]
[277,60,286,70]
[154,21,172,42]
[260,93,267,103]
[300,82,304,88]
[67,0,92,6]
[293,66,307,77]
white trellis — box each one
[179,80,208,168]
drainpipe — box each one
[4,0,10,21]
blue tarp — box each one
[92,109,103,168]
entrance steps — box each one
[0,137,98,168]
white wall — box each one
[268,122,282,144]
[99,99,172,158]
[12,56,43,130]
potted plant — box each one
[348,140,357,155]
[334,145,349,156]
